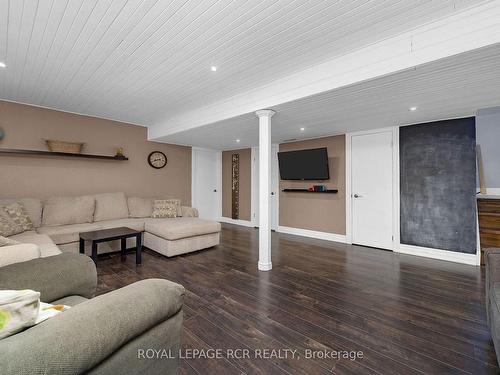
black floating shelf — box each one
[0,148,128,161]
[282,188,338,193]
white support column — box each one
[256,109,275,271]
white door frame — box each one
[251,145,279,229]
[345,127,399,250]
[271,143,279,230]
[251,147,258,227]
[191,147,222,220]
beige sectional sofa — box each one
[0,192,220,266]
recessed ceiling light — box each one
[210,66,217,72]
[0,62,6,68]
[409,106,418,111]
[236,139,240,143]
[300,127,305,132]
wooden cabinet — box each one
[478,198,500,265]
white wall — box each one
[477,107,500,194]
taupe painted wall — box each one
[0,101,191,204]
[279,135,346,235]
[222,148,251,221]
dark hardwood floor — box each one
[96,224,498,374]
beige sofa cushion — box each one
[37,219,146,245]
[0,235,19,247]
[37,223,102,245]
[127,197,153,218]
[42,196,95,226]
[0,199,43,228]
[98,218,146,232]
[93,193,129,222]
[9,231,61,257]
[0,243,40,267]
[145,217,221,241]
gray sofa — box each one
[0,192,221,267]
[486,248,500,363]
[0,252,184,374]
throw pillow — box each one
[177,206,199,218]
[0,235,20,247]
[3,203,33,232]
[0,199,43,228]
[0,214,18,237]
[35,302,70,325]
[0,203,31,237]
[0,290,40,339]
[164,199,181,207]
[0,290,70,339]
[152,200,178,218]
[127,197,153,218]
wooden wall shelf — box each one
[0,148,128,161]
[282,188,338,193]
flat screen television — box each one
[278,147,330,180]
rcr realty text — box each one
[138,348,364,361]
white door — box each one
[192,148,221,220]
[252,146,279,230]
[351,131,393,250]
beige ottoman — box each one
[144,217,221,257]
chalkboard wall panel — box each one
[400,118,477,253]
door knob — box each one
[213,189,217,192]
[353,193,362,198]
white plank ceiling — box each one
[158,43,500,150]
[0,0,489,130]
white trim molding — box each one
[392,126,401,253]
[396,244,479,266]
[219,217,255,228]
[277,226,347,244]
[344,133,352,244]
[191,148,196,209]
[250,146,259,227]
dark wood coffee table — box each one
[79,227,142,265]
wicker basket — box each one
[45,139,85,154]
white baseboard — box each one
[486,188,500,195]
[277,226,347,244]
[396,244,479,266]
[219,217,255,227]
[258,261,273,271]
[477,188,500,196]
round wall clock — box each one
[148,151,167,169]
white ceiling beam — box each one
[148,1,500,141]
